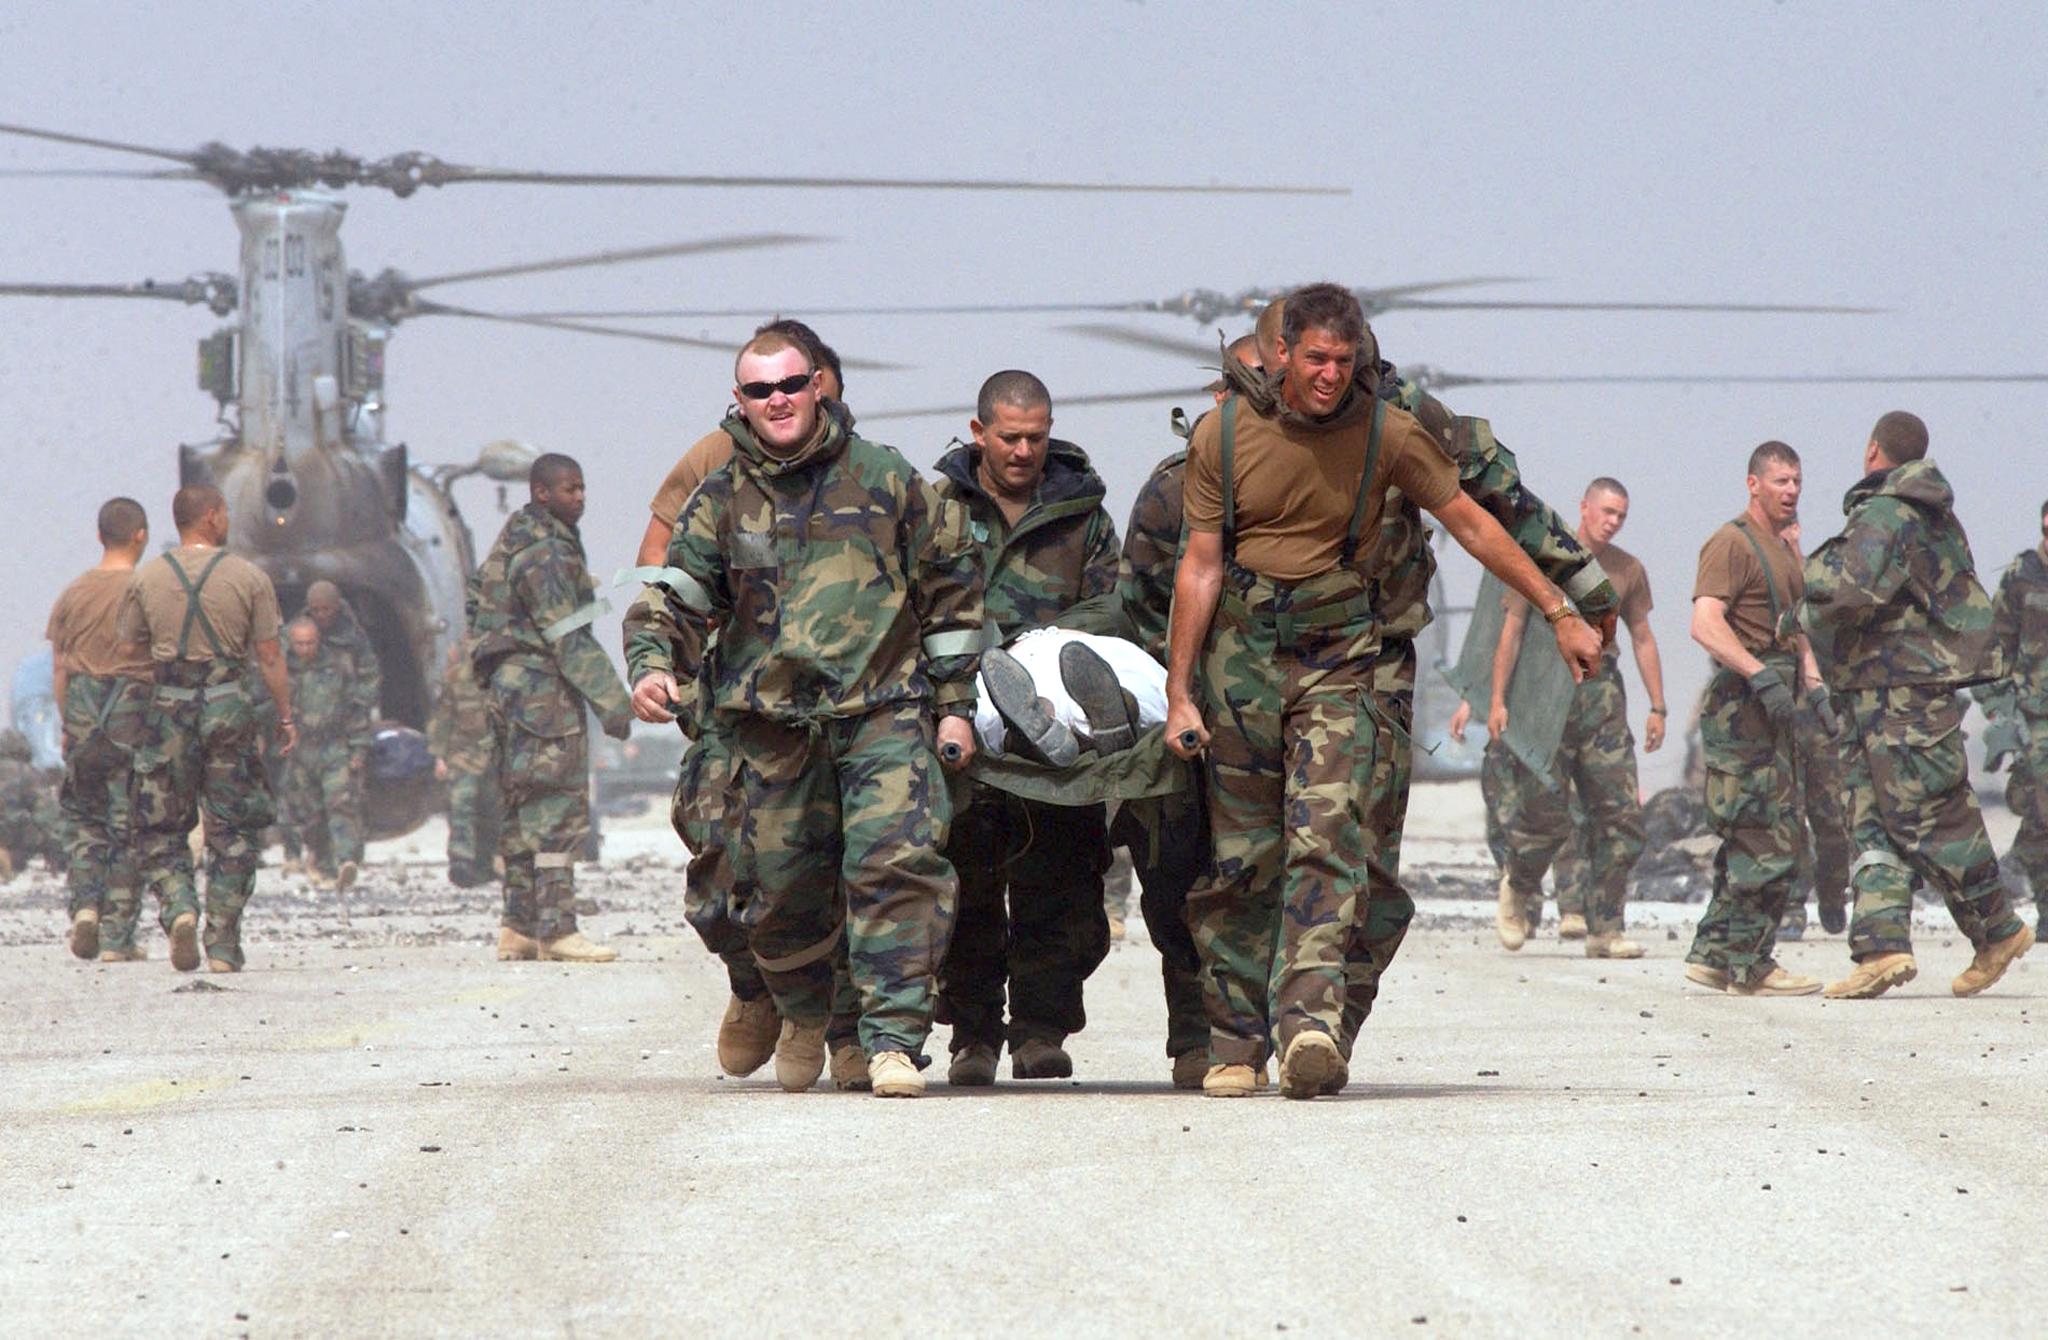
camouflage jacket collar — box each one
[507,501,586,558]
[721,400,849,479]
[1222,356,1378,436]
[1843,458,1955,517]
[934,438,1107,539]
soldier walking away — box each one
[1983,498,2048,924]
[468,453,634,964]
[626,329,982,1099]
[1804,412,2033,998]
[46,497,153,960]
[1489,478,1664,959]
[117,485,294,973]
[282,618,371,892]
[934,369,1123,1087]
[428,637,502,889]
[1164,283,1603,1100]
[1681,443,1827,997]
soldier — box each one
[625,329,981,1099]
[282,617,371,891]
[1165,283,1602,1100]
[630,320,860,1088]
[118,484,293,973]
[301,580,382,716]
[1115,336,1262,1089]
[1488,478,1664,958]
[0,730,61,880]
[1985,498,2048,921]
[468,453,634,964]
[934,369,1122,1086]
[427,637,501,889]
[1804,412,2032,998]
[46,497,153,960]
[1681,442,1827,996]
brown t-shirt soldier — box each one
[1163,282,1601,1101]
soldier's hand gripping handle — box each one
[1166,698,1209,759]
[1748,666,1796,732]
[1800,684,1842,739]
[936,714,975,772]
[631,671,679,725]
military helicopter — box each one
[0,121,1339,828]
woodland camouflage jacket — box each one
[625,404,984,726]
[1802,459,2002,691]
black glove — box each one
[1799,684,1841,739]
[1748,666,1796,732]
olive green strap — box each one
[166,550,229,660]
[1339,396,1387,565]
[1732,517,1784,624]
[1219,395,1238,561]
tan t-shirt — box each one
[1184,397,1461,582]
[648,429,737,529]
[1509,540,1653,662]
[47,567,153,679]
[1694,517,1804,655]
[118,545,283,662]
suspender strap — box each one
[165,550,230,660]
[1732,517,1792,646]
[1219,396,1238,561]
[1339,396,1387,566]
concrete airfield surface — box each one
[5,785,2044,1338]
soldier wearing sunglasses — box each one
[626,331,983,1099]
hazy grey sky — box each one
[3,1,2044,786]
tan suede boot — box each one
[1278,1030,1342,1100]
[1586,932,1645,960]
[774,1019,828,1092]
[1825,952,1917,999]
[495,927,539,961]
[168,911,200,972]
[70,908,100,961]
[1202,1063,1258,1098]
[1558,912,1588,940]
[829,1043,870,1092]
[1494,874,1527,952]
[868,1050,924,1098]
[716,994,778,1076]
[538,932,616,963]
[1953,923,2034,997]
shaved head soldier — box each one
[626,330,982,1098]
[934,369,1124,1086]
[1489,477,1663,957]
[282,613,372,892]
[1166,283,1602,1099]
[46,497,153,960]
[468,452,634,963]
[1805,412,2032,998]
[118,485,293,973]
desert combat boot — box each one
[1824,952,1917,999]
[1952,922,2034,997]
[717,994,779,1077]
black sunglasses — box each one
[738,374,813,401]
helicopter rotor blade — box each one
[407,299,908,368]
[866,386,1209,422]
[501,298,1160,320]
[1393,297,1884,315]
[1361,276,1536,302]
[0,275,237,314]
[1062,323,1222,362]
[0,121,201,167]
[402,234,829,292]
[0,167,200,181]
[421,163,1347,197]
[1416,368,2048,390]
[407,300,743,352]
